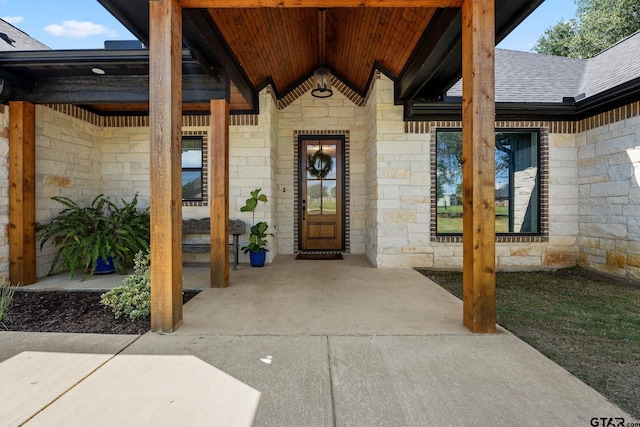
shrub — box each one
[101,251,151,321]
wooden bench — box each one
[182,218,246,270]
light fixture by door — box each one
[311,67,333,98]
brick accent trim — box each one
[44,105,258,127]
[407,120,578,135]
[293,130,351,254]
[578,100,640,132]
[277,77,365,110]
[428,123,549,244]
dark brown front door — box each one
[299,136,344,251]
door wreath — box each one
[306,150,333,179]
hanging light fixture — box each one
[311,67,333,98]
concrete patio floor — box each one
[1,255,636,426]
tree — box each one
[533,0,640,58]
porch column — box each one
[210,98,230,288]
[461,0,496,333]
[149,0,183,332]
[8,101,36,286]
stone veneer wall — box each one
[364,75,379,265]
[35,106,103,277]
[2,87,640,280]
[577,111,640,279]
[368,76,432,268]
[275,87,367,256]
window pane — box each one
[436,131,463,234]
[436,130,539,235]
[307,181,323,215]
[182,136,203,202]
[182,171,202,200]
[323,181,337,214]
[307,144,335,179]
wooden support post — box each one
[8,101,36,287]
[149,0,183,332]
[210,99,230,288]
[461,0,496,333]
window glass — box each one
[435,129,539,235]
[182,136,203,201]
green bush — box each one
[39,194,150,278]
[101,251,151,321]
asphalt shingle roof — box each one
[0,19,49,52]
[448,30,640,104]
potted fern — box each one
[240,188,270,267]
[38,194,150,278]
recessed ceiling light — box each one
[91,67,105,75]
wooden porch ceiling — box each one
[207,7,437,97]
[0,0,544,115]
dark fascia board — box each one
[0,48,206,72]
[405,101,578,122]
[6,74,228,105]
[98,0,150,46]
[406,77,640,122]
[98,0,257,112]
[575,77,640,120]
[396,8,461,102]
[0,48,152,65]
[397,0,545,102]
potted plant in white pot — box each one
[240,188,270,267]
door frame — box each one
[295,132,348,253]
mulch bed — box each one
[2,290,201,335]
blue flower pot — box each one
[95,256,116,274]
[249,250,266,267]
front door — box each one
[299,136,344,251]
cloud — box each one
[2,16,24,24]
[43,20,117,39]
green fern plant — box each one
[38,194,150,278]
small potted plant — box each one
[38,194,150,278]
[240,188,270,267]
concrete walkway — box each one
[1,255,636,426]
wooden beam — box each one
[8,101,36,287]
[210,98,230,288]
[461,0,496,333]
[149,0,184,333]
[181,0,463,6]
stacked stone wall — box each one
[577,115,640,278]
[276,88,367,256]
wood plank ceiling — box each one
[209,7,436,97]
[2,0,544,115]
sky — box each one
[1,0,578,52]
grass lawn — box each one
[416,267,640,419]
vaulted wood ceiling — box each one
[208,7,436,96]
[0,0,545,115]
